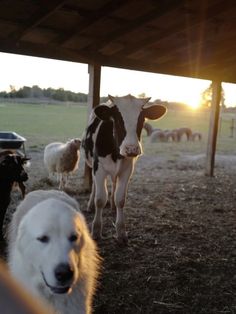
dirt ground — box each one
[2,145,236,314]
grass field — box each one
[0,102,235,154]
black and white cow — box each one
[82,94,166,244]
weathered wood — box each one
[87,64,101,114]
[205,81,222,176]
[84,64,101,190]
[57,0,128,45]
[81,0,182,52]
[12,0,67,41]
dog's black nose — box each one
[54,263,74,284]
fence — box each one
[219,116,236,138]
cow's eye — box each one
[37,235,49,243]
[69,234,78,242]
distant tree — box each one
[0,91,8,98]
[43,87,54,98]
[138,92,146,98]
[200,83,225,108]
[52,88,67,101]
[15,86,32,98]
[9,85,17,98]
[31,85,43,98]
[0,85,89,103]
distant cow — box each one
[191,132,202,141]
[174,127,193,141]
[150,130,167,142]
[82,94,166,244]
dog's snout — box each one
[54,263,74,284]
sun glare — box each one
[186,98,201,110]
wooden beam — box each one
[11,0,67,41]
[0,38,230,82]
[56,0,128,46]
[84,64,101,190]
[87,64,101,113]
[112,0,235,58]
[81,0,182,52]
[205,81,222,176]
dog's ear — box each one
[74,213,88,250]
[16,221,28,255]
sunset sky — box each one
[1,52,236,108]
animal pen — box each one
[1,1,236,314]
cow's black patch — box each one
[82,117,100,160]
[112,106,127,147]
[95,119,123,162]
[93,154,99,174]
[137,111,146,139]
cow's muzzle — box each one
[121,144,142,157]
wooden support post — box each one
[87,64,101,118]
[205,81,222,176]
[83,64,101,190]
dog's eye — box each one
[69,234,78,242]
[37,235,49,243]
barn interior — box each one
[1,2,236,314]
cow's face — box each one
[0,154,29,182]
[94,94,166,157]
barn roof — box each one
[0,0,236,83]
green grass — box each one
[0,102,235,154]
[0,102,87,148]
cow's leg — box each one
[110,178,116,212]
[92,170,108,239]
[115,160,134,244]
[87,181,95,212]
[59,174,66,190]
[64,173,69,187]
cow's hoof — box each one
[91,226,102,241]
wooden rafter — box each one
[80,0,183,53]
[10,0,67,41]
[112,0,234,59]
[54,0,128,46]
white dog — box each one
[7,190,100,314]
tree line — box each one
[0,85,90,103]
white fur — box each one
[8,190,100,314]
[44,139,81,189]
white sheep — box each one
[44,138,81,189]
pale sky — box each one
[1,52,236,108]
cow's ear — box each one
[94,105,113,121]
[142,105,167,120]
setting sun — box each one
[183,94,202,110]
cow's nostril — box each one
[54,263,74,284]
[126,145,140,156]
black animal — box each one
[0,152,29,240]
